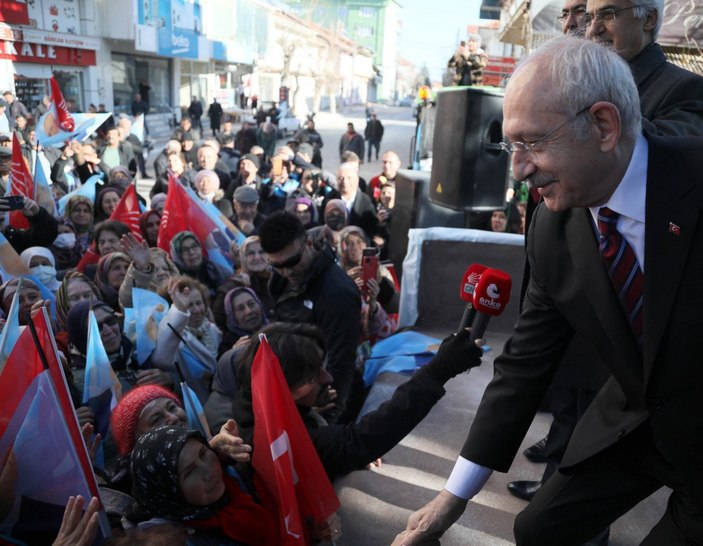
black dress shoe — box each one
[507,480,542,501]
[523,436,548,463]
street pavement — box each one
[137,105,667,544]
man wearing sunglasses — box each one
[259,211,360,424]
[585,0,703,136]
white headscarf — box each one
[19,246,60,293]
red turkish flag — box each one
[9,132,33,229]
[157,173,190,253]
[251,337,340,545]
[49,76,74,132]
[109,185,143,242]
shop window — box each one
[111,53,171,115]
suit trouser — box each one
[514,422,703,546]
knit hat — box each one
[241,153,260,169]
[111,385,181,456]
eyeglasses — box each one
[180,243,201,254]
[268,241,306,270]
[556,6,587,22]
[97,315,118,329]
[583,5,641,25]
[500,105,592,155]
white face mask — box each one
[53,232,76,248]
[31,264,56,286]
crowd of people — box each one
[0,87,491,545]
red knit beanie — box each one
[111,385,180,456]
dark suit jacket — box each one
[349,190,380,238]
[632,42,703,136]
[462,134,703,511]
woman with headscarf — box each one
[211,236,274,333]
[20,246,60,294]
[194,169,232,218]
[55,271,101,332]
[65,194,94,254]
[150,193,167,216]
[291,196,318,229]
[220,286,268,354]
[50,217,83,272]
[118,233,179,309]
[105,384,251,495]
[0,277,43,326]
[138,209,161,248]
[169,231,226,297]
[126,425,277,545]
[152,275,221,402]
[66,300,173,407]
[94,186,123,223]
[94,252,131,313]
[308,198,348,256]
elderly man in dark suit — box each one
[509,0,703,506]
[394,35,703,546]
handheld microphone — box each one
[470,268,512,342]
[457,264,487,333]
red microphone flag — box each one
[251,337,340,545]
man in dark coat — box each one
[364,112,384,162]
[207,99,223,136]
[259,212,361,424]
[338,123,364,162]
[187,96,204,132]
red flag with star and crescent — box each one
[251,337,339,545]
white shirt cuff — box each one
[445,456,493,500]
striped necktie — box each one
[597,207,644,347]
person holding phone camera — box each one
[0,195,58,253]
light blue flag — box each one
[0,281,21,376]
[362,331,441,387]
[33,152,56,216]
[177,344,214,406]
[132,288,170,365]
[122,306,136,347]
[181,381,211,440]
[83,311,122,440]
[57,172,103,216]
[35,111,112,148]
[130,114,145,143]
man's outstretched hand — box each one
[390,489,468,545]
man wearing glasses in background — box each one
[586,0,703,136]
[258,211,360,424]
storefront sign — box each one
[158,27,198,58]
[0,40,96,66]
[20,29,100,50]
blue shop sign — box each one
[158,28,198,58]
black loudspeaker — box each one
[388,169,465,276]
[429,87,509,211]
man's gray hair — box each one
[517,36,641,141]
[633,0,664,40]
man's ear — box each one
[643,9,657,34]
[588,101,621,152]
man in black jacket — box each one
[259,212,361,423]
